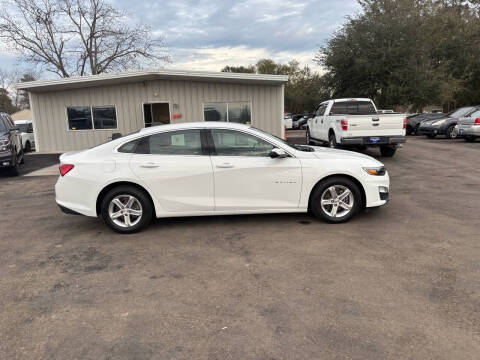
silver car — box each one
[456,107,480,142]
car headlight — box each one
[432,119,446,126]
[363,166,387,176]
[0,139,11,152]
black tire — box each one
[445,125,456,139]
[100,185,153,233]
[25,141,31,152]
[406,125,414,135]
[310,176,362,223]
[306,128,314,145]
[427,134,436,139]
[19,149,24,164]
[380,145,397,157]
[414,124,420,135]
[328,132,339,149]
[9,151,20,176]
[464,136,476,143]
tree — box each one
[222,59,328,113]
[0,0,168,78]
[221,65,255,73]
[316,0,480,111]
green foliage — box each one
[222,59,327,113]
[317,0,480,110]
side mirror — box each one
[270,148,289,158]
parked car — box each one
[284,115,293,130]
[455,107,480,142]
[292,116,309,129]
[14,120,35,152]
[406,113,445,135]
[306,98,406,157]
[0,113,24,176]
[417,106,475,139]
[56,122,390,233]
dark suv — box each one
[0,112,24,175]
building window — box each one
[203,102,251,124]
[67,105,117,130]
[67,106,92,130]
[93,106,117,129]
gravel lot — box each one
[1,136,479,359]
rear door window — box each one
[134,130,203,155]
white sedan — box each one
[56,122,390,233]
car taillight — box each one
[59,164,74,176]
[475,118,480,125]
[403,118,408,129]
[341,119,348,131]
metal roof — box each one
[16,69,288,93]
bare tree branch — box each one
[0,0,168,77]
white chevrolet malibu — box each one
[56,122,390,233]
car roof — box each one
[138,121,252,135]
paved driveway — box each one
[1,138,479,359]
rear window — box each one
[330,101,377,115]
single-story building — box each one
[16,69,288,152]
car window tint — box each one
[468,109,480,118]
[211,129,274,157]
[330,101,377,115]
[136,130,203,155]
[0,118,6,133]
[118,139,140,153]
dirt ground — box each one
[1,136,479,359]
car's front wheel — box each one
[100,186,153,233]
[445,125,457,139]
[310,177,362,223]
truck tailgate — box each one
[342,114,405,137]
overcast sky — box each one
[0,0,360,75]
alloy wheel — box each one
[108,195,143,228]
[320,185,354,218]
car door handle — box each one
[140,162,159,168]
[216,163,234,168]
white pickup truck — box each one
[306,98,407,157]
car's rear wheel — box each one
[445,125,456,139]
[380,145,397,157]
[328,133,339,149]
[311,177,361,223]
[25,141,31,152]
[101,186,153,233]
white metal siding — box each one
[31,79,283,152]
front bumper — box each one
[417,125,446,136]
[0,151,14,168]
[340,136,406,146]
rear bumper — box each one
[340,136,406,146]
[0,152,14,168]
[457,125,480,137]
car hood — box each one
[307,146,384,166]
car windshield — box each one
[447,107,474,118]
[252,127,314,152]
